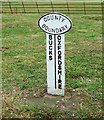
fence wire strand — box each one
[1,0,104,14]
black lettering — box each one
[58,65,61,71]
[59,28,62,32]
[49,35,53,61]
[57,35,61,40]
[58,75,61,81]
[48,28,51,32]
[58,60,62,65]
[58,70,62,75]
[61,18,65,22]
[45,26,48,30]
[44,17,47,22]
[49,46,52,50]
[47,16,50,21]
[58,84,62,89]
[51,29,55,33]
[42,24,46,28]
[50,15,54,20]
[49,56,52,60]
[55,15,58,20]
[58,45,61,50]
[49,35,52,40]
[58,41,61,45]
[56,28,59,33]
[65,25,68,29]
[57,35,62,89]
[58,79,61,83]
[49,40,52,45]
[58,54,61,60]
[49,51,52,55]
[58,51,61,55]
[59,16,61,21]
[61,26,65,31]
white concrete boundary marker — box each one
[38,12,72,96]
[46,34,65,95]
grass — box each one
[2,13,102,119]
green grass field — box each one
[2,13,102,119]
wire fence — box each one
[1,0,104,14]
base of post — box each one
[47,88,64,96]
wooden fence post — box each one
[66,0,70,14]
[21,0,26,13]
[83,0,86,15]
[8,0,13,14]
[35,0,39,13]
[50,0,54,12]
